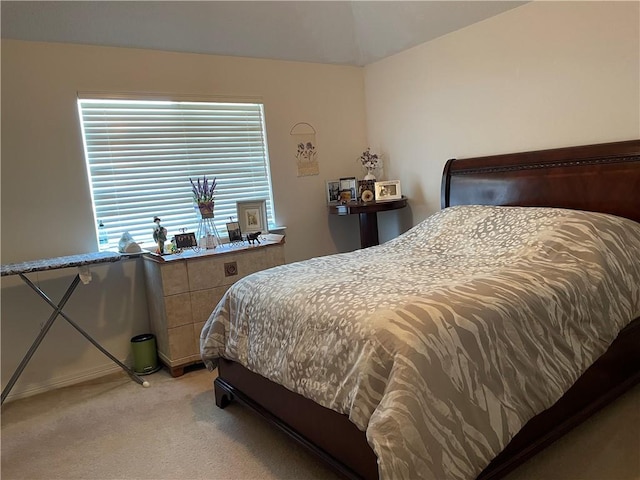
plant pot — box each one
[197,201,215,219]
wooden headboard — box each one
[441,139,640,224]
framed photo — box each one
[358,179,376,202]
[339,177,358,203]
[237,199,268,234]
[225,221,243,242]
[326,180,341,204]
[174,232,197,249]
[374,180,402,201]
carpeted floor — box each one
[1,366,638,480]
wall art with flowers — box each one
[290,122,319,177]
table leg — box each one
[358,212,379,248]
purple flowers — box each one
[190,175,217,203]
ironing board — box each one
[1,251,148,404]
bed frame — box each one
[214,139,640,480]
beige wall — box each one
[2,39,369,264]
[1,40,368,399]
[364,1,640,228]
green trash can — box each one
[131,334,160,375]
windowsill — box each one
[142,234,285,263]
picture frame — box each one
[236,199,268,234]
[174,232,198,249]
[225,221,243,243]
[358,179,376,202]
[339,177,358,203]
[326,180,341,204]
[374,180,402,201]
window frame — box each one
[77,93,276,251]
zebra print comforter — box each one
[200,205,640,480]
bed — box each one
[201,139,640,480]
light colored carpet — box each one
[1,366,638,480]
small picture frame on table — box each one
[374,180,402,201]
[237,199,268,234]
[174,232,198,249]
[225,221,243,243]
[326,180,341,204]
[339,177,358,203]
[358,179,376,202]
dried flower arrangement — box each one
[360,148,380,171]
[190,175,217,203]
[190,175,217,218]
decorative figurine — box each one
[246,231,262,245]
[117,231,142,253]
[152,216,168,254]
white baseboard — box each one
[3,363,126,403]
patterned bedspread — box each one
[200,205,640,480]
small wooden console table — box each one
[328,197,408,248]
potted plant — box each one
[190,175,217,218]
[360,148,380,180]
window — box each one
[78,96,274,251]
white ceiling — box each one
[1,1,527,66]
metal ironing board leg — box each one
[1,272,146,405]
[1,275,81,404]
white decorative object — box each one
[118,232,142,253]
[359,148,380,180]
[196,217,221,249]
[374,180,402,201]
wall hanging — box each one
[290,122,319,177]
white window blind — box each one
[78,98,275,250]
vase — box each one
[364,170,376,181]
[197,201,215,219]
